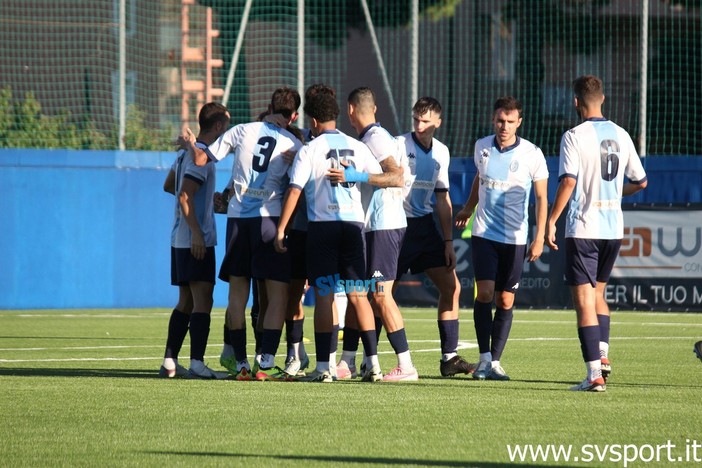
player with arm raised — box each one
[455,96,549,381]
[395,97,476,378]
[546,75,647,392]
[160,102,230,379]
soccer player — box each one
[395,97,476,377]
[546,75,647,392]
[275,84,400,383]
[160,102,230,379]
[455,96,549,381]
[695,341,702,363]
[334,86,418,382]
[185,87,304,381]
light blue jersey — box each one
[396,132,450,218]
[559,118,647,239]
[171,141,217,248]
[472,136,549,245]
[359,123,407,231]
[208,121,302,218]
[289,129,382,223]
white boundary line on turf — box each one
[0,341,477,362]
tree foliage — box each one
[0,87,173,151]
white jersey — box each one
[559,118,647,239]
[171,142,217,248]
[208,121,302,218]
[289,129,382,223]
[397,132,451,218]
[359,123,407,231]
[472,136,549,245]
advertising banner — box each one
[394,206,702,311]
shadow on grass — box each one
[0,367,159,379]
[145,451,552,467]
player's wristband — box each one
[343,165,369,183]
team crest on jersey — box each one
[510,160,519,172]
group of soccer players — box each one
[161,74,649,392]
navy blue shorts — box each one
[366,228,405,282]
[307,221,366,285]
[565,238,621,287]
[219,217,290,283]
[171,246,216,285]
[471,236,526,293]
[396,214,447,278]
[287,229,307,280]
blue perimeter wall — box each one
[2,149,701,310]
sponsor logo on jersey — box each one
[412,180,435,190]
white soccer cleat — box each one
[298,369,333,383]
[361,365,383,383]
[569,377,606,392]
[187,361,229,380]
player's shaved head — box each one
[412,97,442,117]
[347,87,376,115]
[573,75,604,105]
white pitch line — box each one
[0,341,476,363]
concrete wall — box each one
[1,149,699,309]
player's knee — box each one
[476,290,493,303]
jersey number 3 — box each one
[253,136,276,172]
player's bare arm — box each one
[455,173,479,228]
[178,178,206,260]
[623,178,648,196]
[163,169,176,195]
[326,159,402,188]
[176,127,210,167]
[527,178,549,262]
[275,187,302,253]
[435,191,457,270]
[545,176,576,251]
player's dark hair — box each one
[412,97,442,117]
[198,102,229,132]
[493,96,523,118]
[303,84,339,122]
[304,83,336,102]
[270,86,300,119]
[573,75,604,104]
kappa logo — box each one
[512,283,520,290]
[408,152,416,159]
[372,270,385,280]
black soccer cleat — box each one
[440,355,477,377]
[694,341,702,363]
